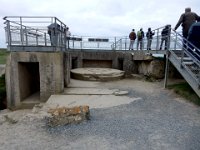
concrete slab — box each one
[46,95,141,109]
[71,68,125,81]
[68,79,101,88]
[64,88,119,95]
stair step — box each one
[177,57,193,61]
[183,61,194,65]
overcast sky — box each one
[0,0,200,48]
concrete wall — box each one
[69,51,137,75]
[6,52,65,108]
[5,50,165,108]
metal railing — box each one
[3,16,176,51]
[169,30,200,85]
[4,16,67,49]
[112,25,183,51]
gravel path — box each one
[0,79,200,150]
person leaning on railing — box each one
[160,25,171,50]
[66,27,71,49]
[48,23,60,46]
[146,28,155,50]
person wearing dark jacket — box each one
[187,18,200,60]
[174,7,199,48]
[160,25,171,50]
[146,28,155,50]
[129,29,136,50]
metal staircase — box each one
[166,30,200,97]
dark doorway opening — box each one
[72,57,78,69]
[18,62,40,101]
[118,58,124,70]
[83,59,112,68]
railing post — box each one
[120,39,122,50]
[25,27,28,45]
[7,21,12,46]
[114,37,117,50]
[125,37,127,51]
[81,36,83,50]
[20,17,24,45]
[174,32,177,50]
[44,33,47,46]
[72,35,75,49]
[156,29,159,52]
[164,51,169,88]
[36,29,38,45]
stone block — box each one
[46,106,90,127]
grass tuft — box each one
[0,48,9,64]
[167,82,200,106]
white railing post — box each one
[156,29,159,51]
[174,32,178,50]
[36,29,38,45]
[25,27,28,45]
[44,33,47,46]
[125,37,127,51]
[20,17,24,45]
[7,21,12,46]
[114,37,117,50]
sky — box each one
[0,0,200,48]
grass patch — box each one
[0,48,9,64]
[167,82,200,106]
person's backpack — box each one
[137,31,142,39]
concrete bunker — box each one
[18,62,40,101]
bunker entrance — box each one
[18,62,40,102]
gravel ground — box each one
[0,79,200,150]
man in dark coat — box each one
[129,29,136,50]
[160,25,171,50]
[146,28,155,50]
[174,7,199,48]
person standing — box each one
[129,29,136,50]
[66,27,71,49]
[160,25,171,50]
[146,28,155,50]
[174,7,199,48]
[48,23,60,46]
[137,28,144,50]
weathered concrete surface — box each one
[6,52,65,109]
[64,88,120,95]
[71,68,125,81]
[46,95,140,109]
[138,59,165,79]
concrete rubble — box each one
[46,106,90,127]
